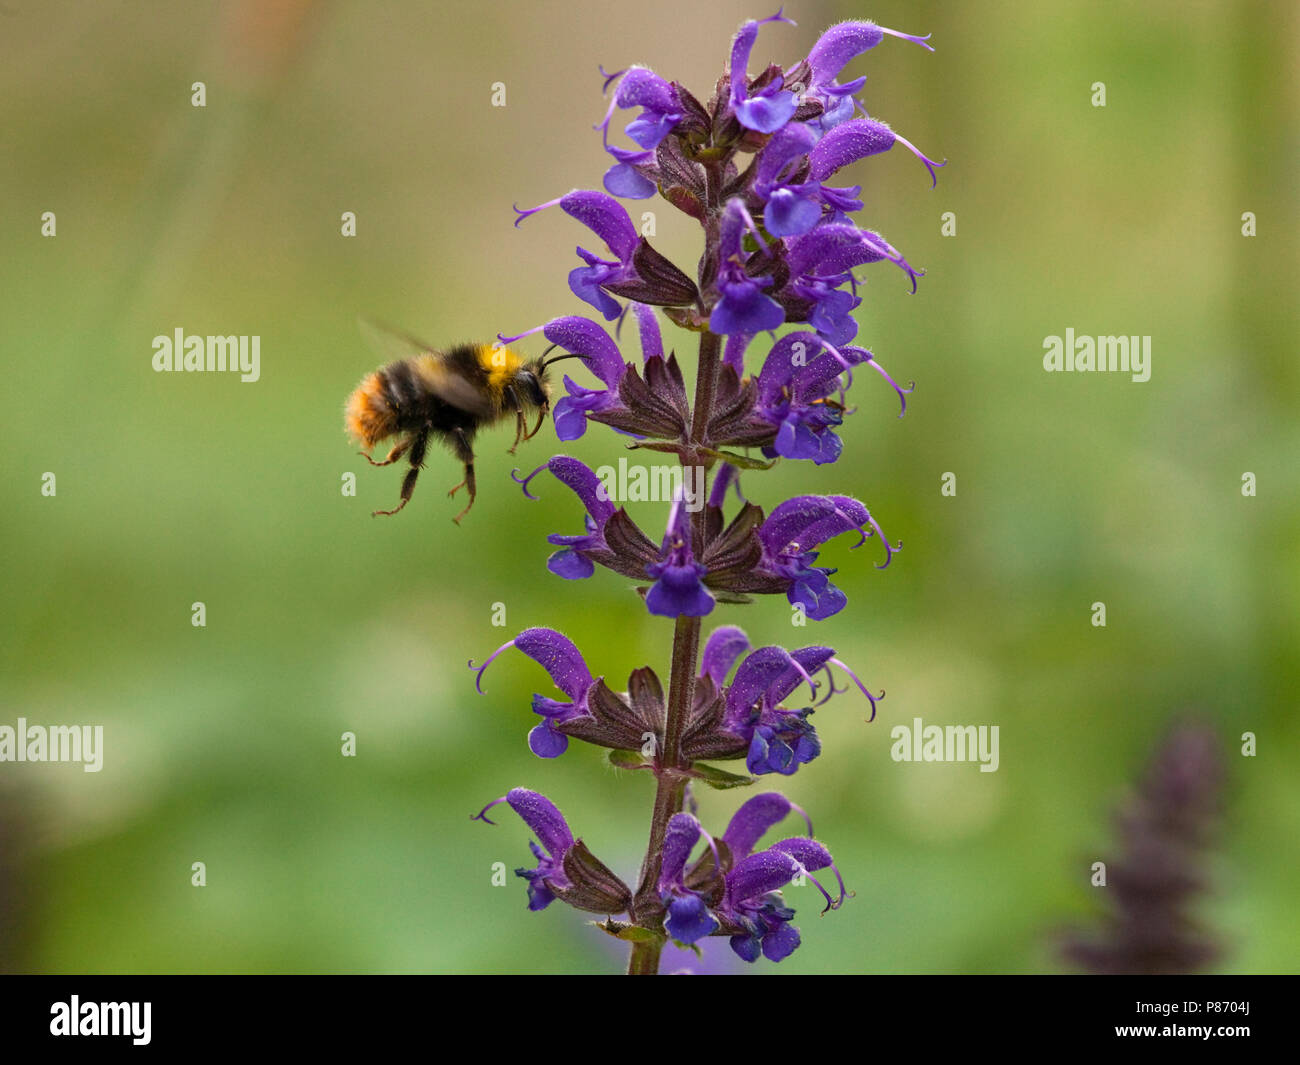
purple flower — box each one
[597,66,684,197]
[500,316,628,441]
[722,638,881,772]
[722,332,753,375]
[757,494,899,619]
[803,20,934,132]
[709,198,785,335]
[515,190,636,319]
[513,456,617,579]
[810,116,945,189]
[657,814,722,943]
[624,301,664,361]
[753,332,858,463]
[599,66,683,150]
[728,9,799,134]
[722,834,843,961]
[693,626,884,773]
[751,122,822,237]
[514,190,697,319]
[475,788,576,910]
[653,793,845,961]
[469,627,597,757]
[474,788,631,914]
[784,221,923,295]
[645,494,715,618]
[514,456,667,587]
[700,625,752,686]
[724,644,828,774]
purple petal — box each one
[614,66,680,117]
[568,264,623,321]
[725,645,802,718]
[546,547,596,579]
[513,627,595,701]
[718,196,763,260]
[505,787,574,857]
[808,289,860,345]
[758,332,831,401]
[761,921,801,961]
[768,645,837,706]
[700,625,751,685]
[723,333,753,374]
[764,187,823,237]
[730,934,763,962]
[755,122,818,188]
[723,792,808,860]
[785,222,877,277]
[666,894,719,945]
[604,160,657,199]
[791,577,847,621]
[710,281,786,335]
[798,495,869,549]
[528,722,570,759]
[645,562,715,618]
[806,21,887,86]
[538,456,616,525]
[631,302,663,361]
[809,118,896,180]
[769,836,834,873]
[758,495,841,553]
[729,9,796,102]
[543,316,626,388]
[559,190,639,261]
[552,397,592,440]
[735,91,798,133]
[659,812,703,888]
[727,848,802,902]
[625,111,680,150]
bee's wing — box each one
[357,318,496,418]
[357,317,437,363]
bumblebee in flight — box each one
[344,321,570,523]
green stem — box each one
[626,936,665,975]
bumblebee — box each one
[344,321,570,523]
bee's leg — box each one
[372,430,427,517]
[507,409,527,455]
[361,438,412,467]
[447,428,477,524]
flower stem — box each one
[626,935,665,975]
[627,329,721,974]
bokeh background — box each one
[1,0,1296,974]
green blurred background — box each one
[1,0,1296,974]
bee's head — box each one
[519,346,593,414]
[515,360,551,411]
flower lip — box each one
[468,626,595,700]
[722,792,815,859]
[806,20,934,92]
[645,492,715,618]
[729,9,799,133]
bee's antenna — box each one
[540,351,593,371]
